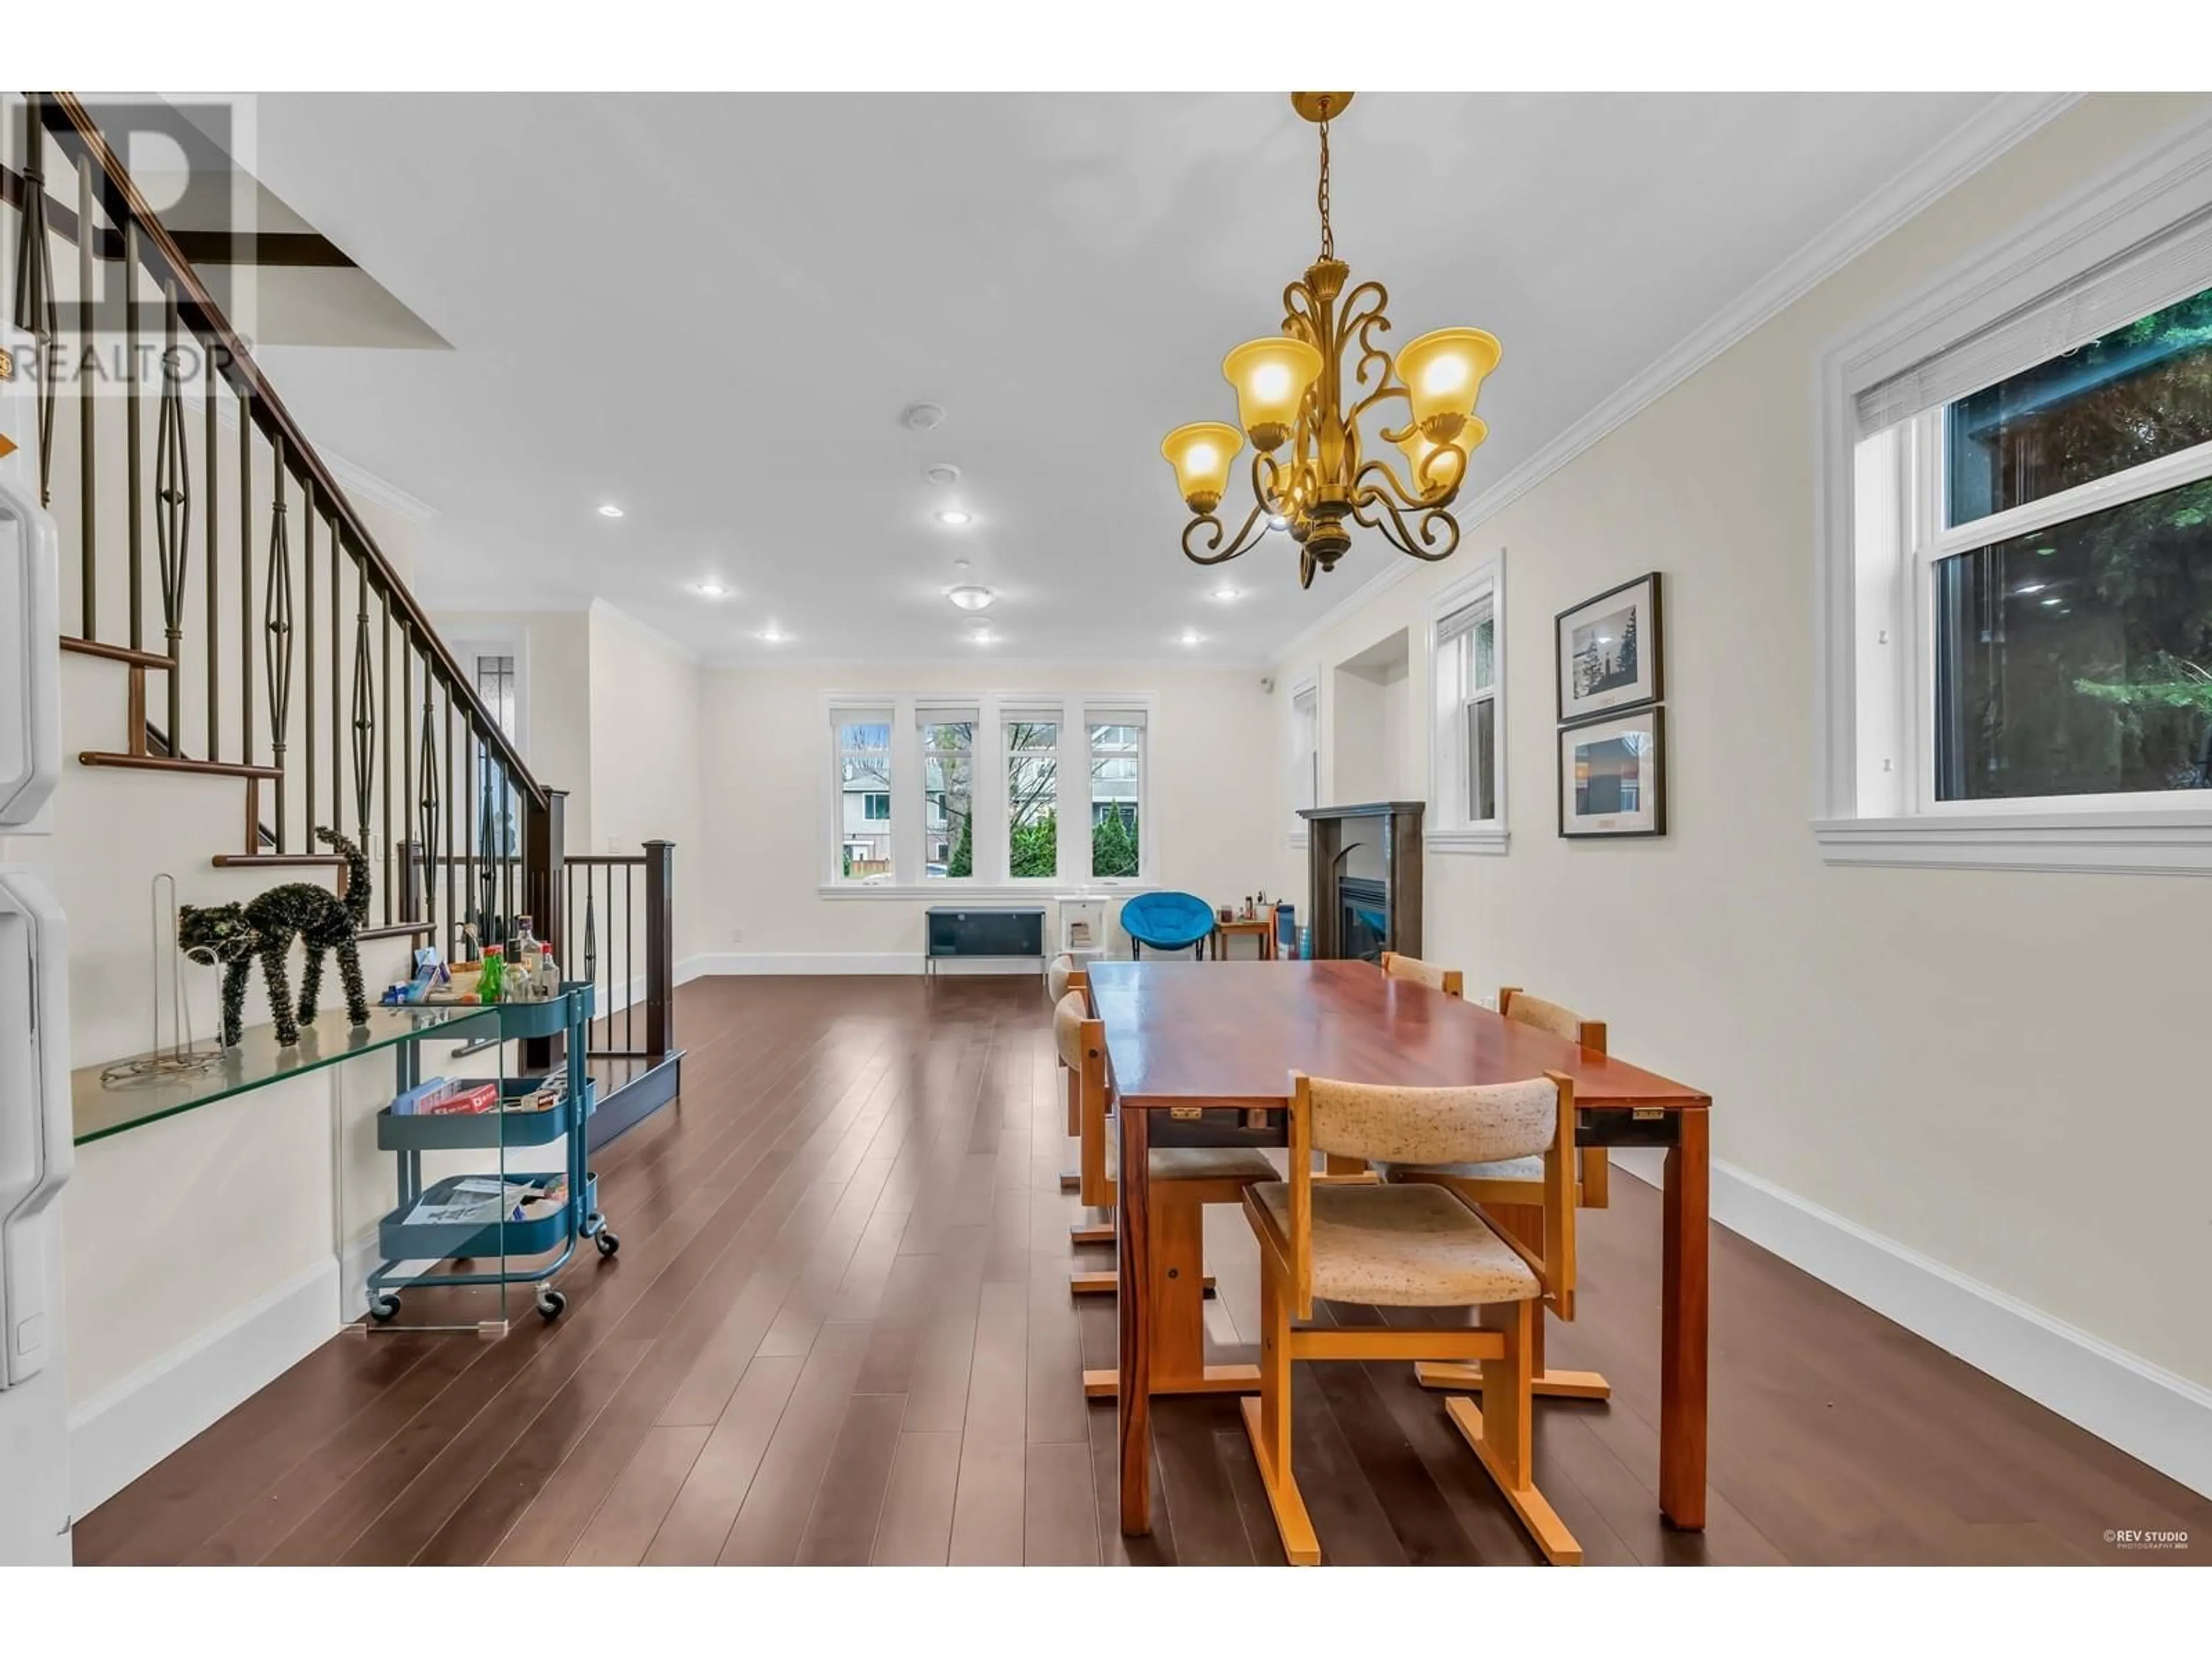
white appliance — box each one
[0,319,73,1565]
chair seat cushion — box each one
[1374,1154,1543,1185]
[1251,1180,1541,1308]
[1107,1139,1277,1184]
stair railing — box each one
[3,91,566,974]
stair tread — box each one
[79,751,282,780]
[60,636,176,671]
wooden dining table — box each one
[1085,958,1713,1537]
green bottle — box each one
[477,947,505,1004]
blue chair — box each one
[1119,891,1217,959]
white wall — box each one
[696,660,1279,965]
[1272,93,2212,1399]
[429,608,595,854]
[586,602,704,960]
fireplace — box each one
[1299,801,1424,960]
[1339,877,1389,964]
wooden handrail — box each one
[33,90,546,809]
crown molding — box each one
[588,597,705,665]
[699,650,1272,673]
[323,450,438,525]
[1266,90,2085,669]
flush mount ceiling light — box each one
[1161,92,1501,590]
[934,507,974,528]
[596,503,625,518]
[947,583,995,611]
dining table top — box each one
[1086,959,1710,1112]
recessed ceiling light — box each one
[947,584,995,612]
[758,624,788,643]
[692,579,733,599]
[967,628,997,646]
[935,507,974,528]
[1211,584,1241,602]
[924,463,962,487]
[596,503,624,518]
[2014,583,2047,596]
[902,402,946,431]
[1178,629,1205,646]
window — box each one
[1005,710,1060,880]
[1288,673,1319,842]
[1819,148,2212,873]
[832,709,893,884]
[821,694,1154,892]
[1428,556,1506,853]
[919,708,975,877]
[1087,710,1145,878]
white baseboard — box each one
[687,952,1055,977]
[68,1257,340,1521]
[1609,1149,2212,1498]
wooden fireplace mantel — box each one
[1298,801,1423,961]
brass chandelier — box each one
[1161,92,1501,588]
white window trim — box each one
[1426,552,1509,855]
[1286,665,1321,848]
[819,691,1159,897]
[1813,111,2212,875]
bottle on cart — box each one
[476,945,506,1003]
[537,942,561,997]
[504,940,532,1002]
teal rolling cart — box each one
[365,982,616,1325]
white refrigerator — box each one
[0,320,71,1565]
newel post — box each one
[643,839,675,1065]
[522,787,566,1071]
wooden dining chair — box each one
[1241,1069,1582,1565]
[1323,952,1464,1181]
[1381,984,1611,1400]
[1053,993,1274,1399]
[1379,950,1465,997]
[1050,955,1090,1191]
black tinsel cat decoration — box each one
[179,828,372,1048]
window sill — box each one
[1427,827,1510,857]
[817,882,1162,902]
[1812,810,2212,875]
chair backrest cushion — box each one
[1505,990,1585,1044]
[1306,1074,1557,1166]
[1047,953,1076,1003]
[1054,990,1089,1071]
[1383,953,1453,993]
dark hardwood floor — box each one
[73,975,2210,1566]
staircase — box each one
[5,90,679,1133]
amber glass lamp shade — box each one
[1221,336,1324,452]
[1160,422,1244,515]
[1395,327,1501,443]
[1396,416,1487,498]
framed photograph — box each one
[1559,706,1666,838]
[1555,571,1662,724]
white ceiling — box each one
[238,92,2001,664]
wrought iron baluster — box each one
[302,480,315,834]
[124,220,142,650]
[11,93,59,509]
[582,877,599,1027]
[382,596,395,925]
[624,862,635,1052]
[238,388,252,762]
[401,634,414,926]
[264,435,294,850]
[76,162,95,636]
[329,510,342,831]
[351,559,373,850]
[153,282,190,747]
[443,691,457,959]
[204,336,218,759]
[416,678,439,931]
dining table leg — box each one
[1116,1102,1153,1534]
[1660,1105,1710,1529]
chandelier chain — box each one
[1316,115,1334,260]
